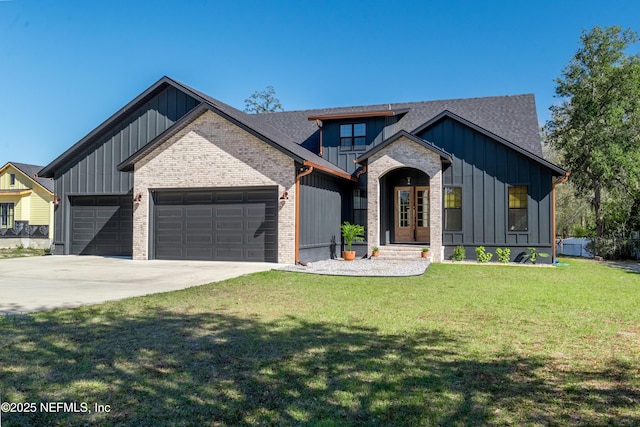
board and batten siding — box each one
[419,117,554,253]
[320,116,401,175]
[298,171,344,263]
[52,85,199,253]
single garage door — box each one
[152,188,277,262]
[70,195,133,256]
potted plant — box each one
[372,246,379,257]
[341,221,365,261]
[421,247,430,258]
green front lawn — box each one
[1,259,639,426]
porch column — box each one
[428,169,443,262]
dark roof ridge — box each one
[263,93,536,116]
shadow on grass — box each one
[1,308,639,426]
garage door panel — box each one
[153,188,277,262]
[215,192,244,202]
[186,207,213,217]
[215,234,244,244]
[215,206,244,217]
[70,196,133,256]
[186,233,213,244]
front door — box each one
[394,186,430,243]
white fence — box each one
[556,237,594,258]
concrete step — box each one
[374,245,430,261]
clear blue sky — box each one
[1,0,639,166]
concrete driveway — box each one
[0,256,276,314]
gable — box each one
[135,110,294,186]
[416,115,565,179]
[0,163,53,194]
[39,79,200,180]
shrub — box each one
[475,246,493,263]
[452,245,466,261]
[524,247,549,264]
[496,247,511,263]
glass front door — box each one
[393,186,429,242]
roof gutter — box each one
[295,165,315,264]
[552,171,570,261]
[303,160,356,182]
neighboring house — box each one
[0,162,54,247]
[38,76,567,263]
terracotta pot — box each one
[421,251,429,258]
[342,251,356,261]
[372,251,379,257]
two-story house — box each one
[38,77,566,263]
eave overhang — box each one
[0,189,33,196]
[307,108,410,121]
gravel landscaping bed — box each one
[278,258,430,276]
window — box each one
[353,189,367,230]
[1,203,14,229]
[508,186,528,231]
[9,174,15,186]
[340,123,366,150]
[444,187,462,231]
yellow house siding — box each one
[0,165,32,191]
[15,196,28,221]
[29,187,52,225]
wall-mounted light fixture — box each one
[133,193,142,203]
[279,191,289,200]
[53,196,61,206]
[406,177,411,185]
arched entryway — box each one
[379,167,430,244]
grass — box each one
[1,258,639,426]
[0,246,48,259]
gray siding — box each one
[298,171,343,263]
[419,118,553,252]
[52,86,198,253]
[321,117,400,174]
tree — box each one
[544,26,640,238]
[542,140,594,237]
[243,86,283,113]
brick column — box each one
[366,136,444,262]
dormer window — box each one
[340,123,366,150]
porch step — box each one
[375,245,430,261]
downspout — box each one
[552,172,570,261]
[315,119,323,157]
[295,165,315,264]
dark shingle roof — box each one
[118,78,349,177]
[254,94,544,157]
[7,162,54,193]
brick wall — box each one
[132,110,296,263]
[367,136,444,262]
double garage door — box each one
[152,188,278,262]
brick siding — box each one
[132,110,296,263]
